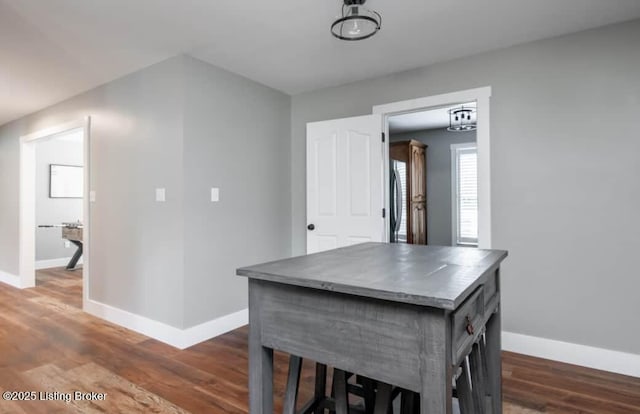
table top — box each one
[237,242,507,310]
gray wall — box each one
[291,20,640,354]
[0,57,186,327]
[391,128,476,246]
[182,56,291,328]
[0,55,291,330]
[35,137,84,261]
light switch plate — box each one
[89,191,96,202]
[65,240,71,248]
[211,187,220,202]
[156,188,166,202]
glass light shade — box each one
[448,107,477,132]
[331,4,381,41]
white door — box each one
[307,114,384,254]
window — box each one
[451,143,478,246]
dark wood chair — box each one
[283,358,402,414]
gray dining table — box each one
[237,242,508,414]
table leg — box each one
[419,316,453,414]
[66,240,83,269]
[249,281,274,414]
[419,372,452,414]
[249,340,273,413]
[485,307,502,414]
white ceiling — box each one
[389,102,476,134]
[2,1,640,126]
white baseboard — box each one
[84,299,248,349]
[503,331,640,378]
[180,308,249,348]
[0,270,22,288]
[35,257,82,270]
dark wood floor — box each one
[0,267,637,413]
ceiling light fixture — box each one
[331,0,381,41]
[447,106,477,132]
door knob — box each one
[307,224,315,231]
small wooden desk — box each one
[237,243,508,414]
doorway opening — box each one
[373,86,492,249]
[304,88,490,254]
[387,103,478,247]
[19,118,90,308]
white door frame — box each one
[372,86,492,248]
[19,117,91,303]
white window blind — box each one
[452,144,478,246]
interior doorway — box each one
[35,128,85,272]
[387,103,478,247]
[304,87,491,254]
[373,86,492,249]
[19,118,90,307]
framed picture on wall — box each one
[50,164,83,198]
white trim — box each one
[85,299,248,350]
[19,138,36,288]
[19,117,90,290]
[450,143,478,246]
[373,86,492,248]
[503,331,640,378]
[180,308,249,349]
[372,87,492,115]
[35,257,83,270]
[82,118,92,309]
[0,270,22,288]
[20,119,88,143]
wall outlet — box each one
[156,188,166,202]
[211,187,220,202]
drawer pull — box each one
[465,316,475,336]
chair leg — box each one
[400,390,419,414]
[314,363,328,414]
[470,342,487,414]
[283,355,303,414]
[333,369,349,414]
[358,376,377,414]
[328,370,336,414]
[373,382,393,414]
[479,334,493,412]
[456,358,474,414]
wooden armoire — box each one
[390,140,427,244]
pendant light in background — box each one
[331,0,382,41]
[448,106,477,132]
